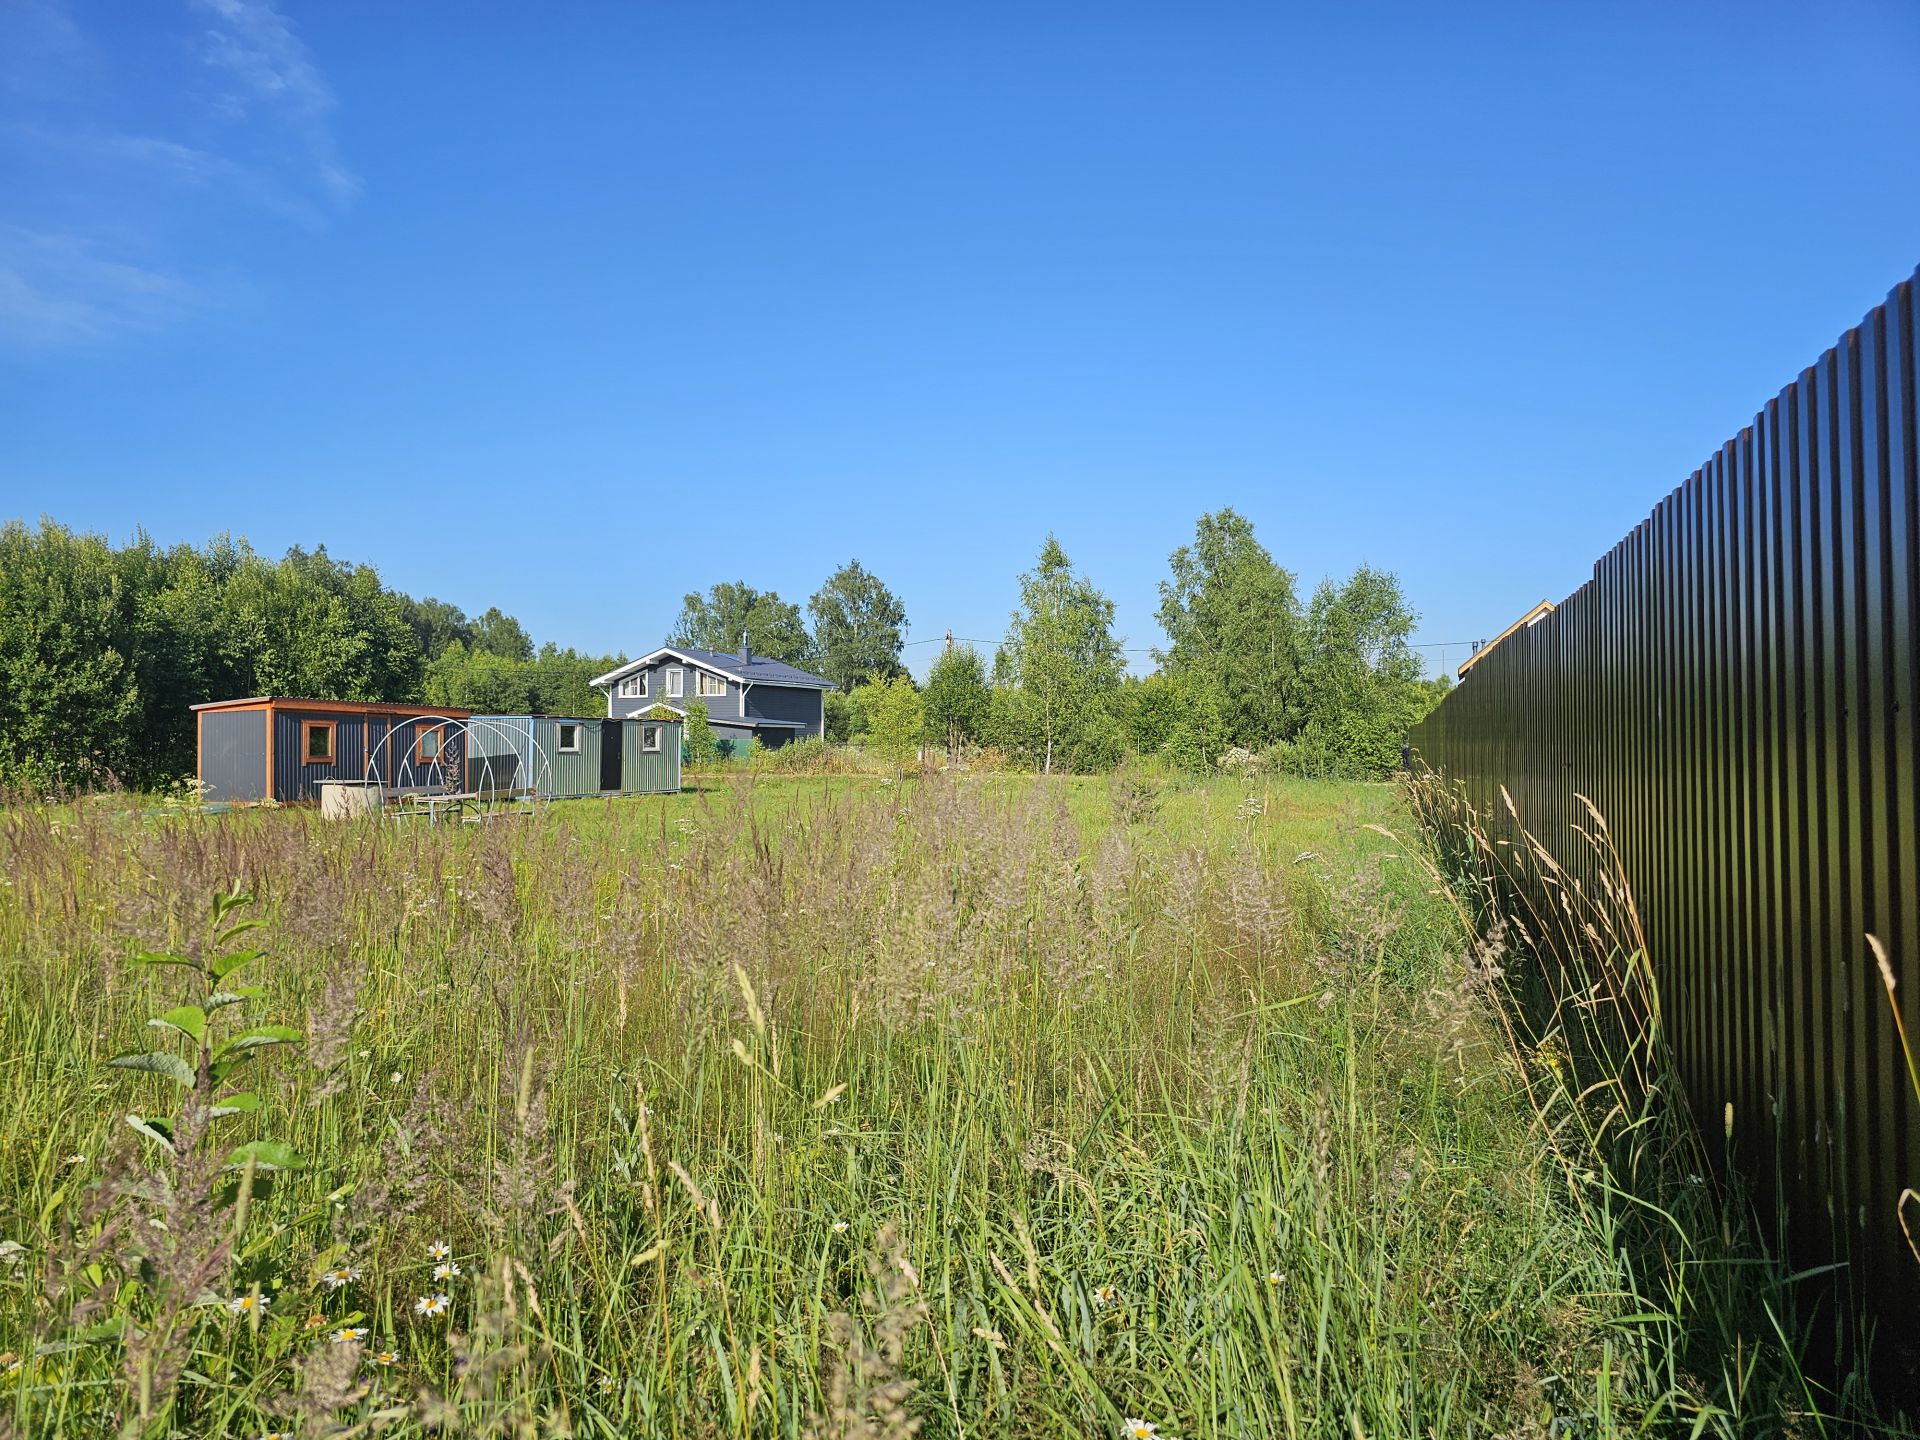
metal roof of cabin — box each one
[591,647,833,690]
[189,696,474,716]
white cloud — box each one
[194,0,361,206]
[0,1,358,346]
[0,226,196,346]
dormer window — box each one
[696,672,726,698]
[617,673,647,699]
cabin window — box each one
[617,673,647,699]
[696,671,726,698]
[414,726,444,766]
[641,724,661,753]
[557,722,582,754]
[302,720,336,764]
[665,667,684,698]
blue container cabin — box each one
[193,698,473,804]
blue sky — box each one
[2,1,1917,678]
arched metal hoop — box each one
[361,716,553,824]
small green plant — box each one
[111,884,304,1174]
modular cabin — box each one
[192,698,472,804]
[467,715,683,798]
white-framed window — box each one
[557,722,582,754]
[617,673,647,699]
[696,671,726,698]
[641,724,661,753]
[665,667,684,698]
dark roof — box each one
[593,647,833,691]
[673,647,831,688]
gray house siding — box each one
[606,659,745,722]
[200,709,267,801]
[744,684,820,726]
[598,650,828,744]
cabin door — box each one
[599,720,624,791]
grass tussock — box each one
[0,773,1886,1436]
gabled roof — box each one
[591,646,833,691]
[1456,600,1556,678]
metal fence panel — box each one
[1409,268,1920,1356]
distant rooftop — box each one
[591,646,833,690]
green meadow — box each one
[0,775,1874,1437]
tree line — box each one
[811,511,1447,778]
[0,508,1445,792]
[0,520,616,791]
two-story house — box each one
[590,644,832,754]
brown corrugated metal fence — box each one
[1410,267,1919,1360]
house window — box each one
[557,722,582,754]
[665,667,684,698]
[641,724,661,753]
[302,720,336,765]
[415,726,444,766]
[617,673,647,699]
[696,671,726,698]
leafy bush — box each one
[682,701,718,766]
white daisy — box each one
[1093,1283,1118,1308]
[414,1293,451,1318]
[427,1241,452,1261]
[831,1220,849,1235]
[432,1261,462,1282]
[1122,1421,1160,1440]
[227,1292,270,1316]
[319,1265,361,1291]
[331,1326,368,1344]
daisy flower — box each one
[1093,1284,1118,1308]
[432,1261,462,1282]
[1266,1270,1284,1287]
[427,1241,452,1261]
[414,1293,451,1318]
[831,1220,849,1236]
[319,1265,361,1291]
[1122,1422,1160,1440]
[371,1349,399,1367]
[331,1326,368,1345]
[596,1374,618,1395]
[227,1292,271,1317]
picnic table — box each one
[388,787,539,824]
[393,790,473,825]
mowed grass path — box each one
[0,774,1814,1436]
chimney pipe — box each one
[740,632,752,667]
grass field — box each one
[0,772,1880,1437]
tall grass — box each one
[0,773,1891,1436]
[1403,771,1913,1433]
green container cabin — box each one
[468,715,682,798]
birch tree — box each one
[995,537,1124,774]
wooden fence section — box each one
[1410,268,1919,1349]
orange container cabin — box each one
[192,697,473,804]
